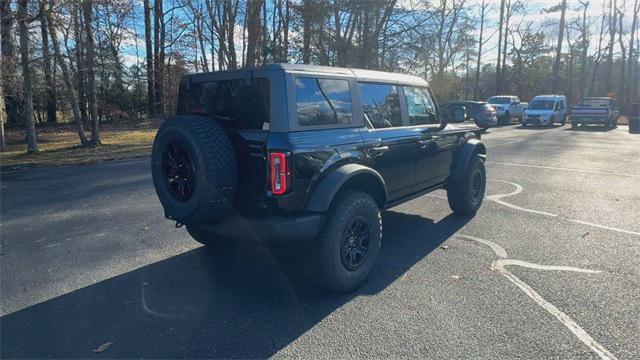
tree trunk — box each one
[82,0,100,145]
[302,0,311,64]
[17,0,37,153]
[143,0,154,116]
[40,1,56,124]
[73,7,89,126]
[604,0,617,95]
[551,0,567,93]
[47,6,88,145]
[496,0,505,94]
[154,0,165,117]
[474,0,486,100]
[579,1,589,99]
[0,82,5,150]
[1,0,20,125]
[82,0,100,144]
[245,0,263,67]
[627,0,639,105]
[617,10,625,110]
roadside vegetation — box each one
[0,0,639,167]
[0,122,157,168]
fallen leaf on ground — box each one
[451,275,462,280]
[440,245,449,250]
[581,232,590,238]
[92,342,113,353]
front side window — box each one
[403,86,439,125]
[359,83,402,128]
[295,77,352,126]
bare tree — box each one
[627,0,639,104]
[40,0,56,124]
[143,0,154,115]
[1,0,19,125]
[82,0,100,144]
[245,0,264,67]
[47,3,88,145]
[551,0,567,93]
[577,0,590,99]
[17,0,37,153]
[474,0,493,99]
[496,0,505,93]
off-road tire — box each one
[447,155,486,215]
[307,190,382,293]
[186,225,236,248]
[151,115,237,225]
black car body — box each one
[440,101,498,129]
[153,64,487,291]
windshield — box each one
[487,97,511,104]
[528,100,555,110]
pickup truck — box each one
[487,95,527,125]
[569,97,619,129]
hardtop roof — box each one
[184,63,428,87]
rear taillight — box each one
[269,152,291,195]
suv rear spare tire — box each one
[151,115,237,224]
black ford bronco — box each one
[151,64,486,292]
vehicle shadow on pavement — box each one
[0,211,470,359]
[564,126,613,132]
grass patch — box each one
[1,125,157,168]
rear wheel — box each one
[447,155,486,215]
[307,190,382,293]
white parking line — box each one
[486,180,558,217]
[487,161,637,178]
[485,180,640,237]
[455,234,616,360]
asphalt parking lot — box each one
[1,124,639,359]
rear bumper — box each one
[569,116,609,124]
[198,212,325,246]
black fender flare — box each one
[306,163,388,212]
[449,138,486,181]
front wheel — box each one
[560,115,567,126]
[547,117,555,127]
[572,121,579,129]
[307,190,382,293]
[447,155,486,215]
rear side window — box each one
[178,78,270,130]
[403,86,439,125]
[359,83,402,128]
[295,77,352,126]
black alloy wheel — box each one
[470,170,483,205]
[340,215,371,271]
[162,142,197,202]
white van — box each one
[521,95,568,127]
